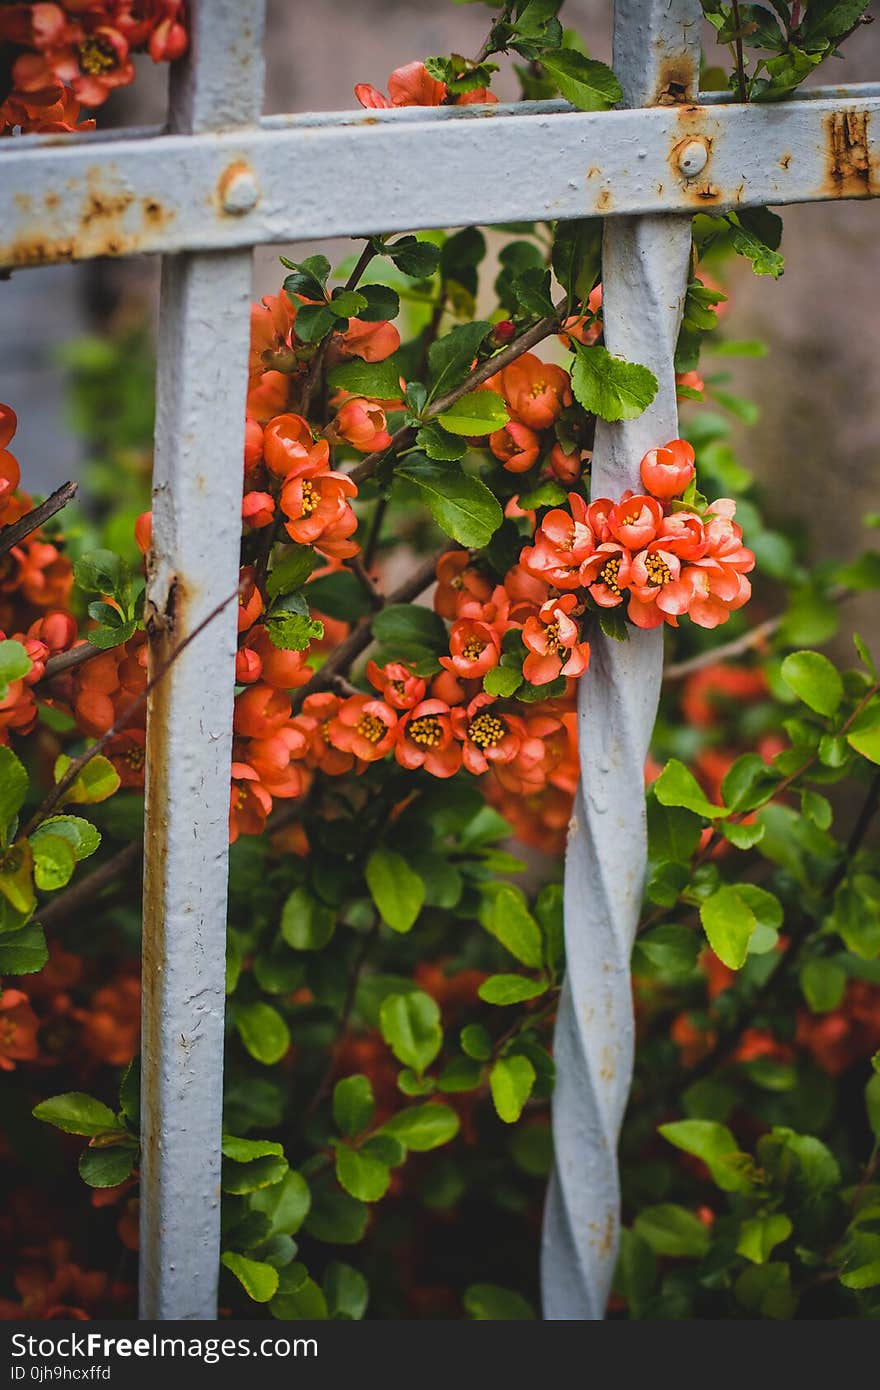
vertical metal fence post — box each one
[542,0,702,1320]
[140,0,266,1320]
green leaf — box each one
[383,235,441,279]
[437,1057,482,1092]
[0,639,31,699]
[32,1092,118,1136]
[270,1268,328,1319]
[727,218,785,277]
[38,815,100,861]
[73,549,131,600]
[415,421,467,461]
[266,546,319,599]
[249,1169,311,1237]
[570,343,657,423]
[379,990,442,1074]
[234,1001,290,1066]
[483,665,523,698]
[800,958,846,1012]
[326,354,404,401]
[221,1252,279,1304]
[552,218,602,303]
[633,923,701,983]
[371,603,447,654]
[736,1214,793,1265]
[436,389,508,436]
[633,1204,711,1258]
[280,886,335,950]
[221,1135,284,1162]
[780,650,843,716]
[78,1144,136,1189]
[335,1147,390,1203]
[265,612,323,652]
[463,1283,535,1320]
[539,50,622,110]
[222,1154,289,1194]
[460,1023,492,1061]
[365,848,425,933]
[654,759,727,819]
[292,303,339,342]
[328,288,368,319]
[333,1075,375,1138]
[53,754,120,806]
[517,479,568,510]
[840,1260,880,1290]
[398,457,503,548]
[0,841,35,917]
[29,832,75,892]
[356,283,400,323]
[426,321,492,399]
[490,1055,536,1124]
[0,746,28,839]
[734,1261,795,1319]
[865,1072,880,1141]
[382,1102,460,1151]
[848,723,880,765]
[700,885,757,969]
[721,753,778,813]
[479,883,543,967]
[478,974,547,1005]
[281,253,330,298]
[324,1261,369,1320]
[659,1119,753,1192]
[0,920,47,975]
[647,797,704,863]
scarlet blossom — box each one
[247,727,311,799]
[233,683,291,739]
[263,413,329,480]
[0,989,39,1071]
[328,695,397,763]
[367,660,427,711]
[242,490,275,529]
[607,493,664,550]
[249,292,298,387]
[520,493,594,590]
[279,469,359,559]
[4,540,73,610]
[148,15,187,62]
[454,581,511,634]
[560,285,603,347]
[640,438,696,500]
[133,510,152,556]
[493,352,572,431]
[626,543,686,629]
[396,699,462,778]
[335,317,401,364]
[578,542,632,608]
[433,551,493,621]
[243,626,312,690]
[489,421,541,474]
[522,594,590,686]
[430,667,472,708]
[104,729,146,788]
[229,762,272,842]
[355,60,497,110]
[451,694,521,777]
[247,370,291,424]
[674,559,751,629]
[491,710,567,794]
[243,417,264,472]
[502,563,549,624]
[676,370,705,397]
[657,508,706,561]
[0,404,17,451]
[333,398,391,452]
[440,619,501,680]
[28,609,77,654]
[292,692,355,776]
[237,566,263,633]
[548,441,583,483]
[235,647,262,685]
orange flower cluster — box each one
[0,2,187,134]
[355,60,498,111]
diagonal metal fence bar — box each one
[542,0,702,1320]
[139,0,266,1321]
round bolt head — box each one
[220,166,259,215]
[678,139,709,178]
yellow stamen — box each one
[468,712,506,750]
[408,715,443,748]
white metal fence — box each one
[2,0,877,1322]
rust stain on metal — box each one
[669,128,722,205]
[824,109,873,196]
[595,188,612,211]
[2,183,175,267]
[14,193,32,214]
[780,153,792,169]
[652,52,697,107]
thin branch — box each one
[23,585,241,835]
[290,547,452,713]
[730,0,749,103]
[36,840,142,932]
[0,481,77,555]
[346,554,383,609]
[362,495,388,570]
[348,298,567,487]
[297,239,378,421]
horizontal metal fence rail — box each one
[1,86,879,267]
[3,0,878,1322]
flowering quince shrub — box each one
[2,0,880,1322]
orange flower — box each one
[440,619,500,680]
[335,318,401,365]
[237,565,263,633]
[489,421,541,474]
[367,660,427,711]
[74,975,140,1067]
[433,551,493,621]
[328,695,397,763]
[494,352,571,431]
[396,699,461,778]
[263,413,329,480]
[640,438,696,500]
[522,594,590,686]
[279,469,359,559]
[242,490,275,529]
[521,493,594,591]
[247,727,311,799]
[233,683,292,739]
[243,625,312,691]
[229,762,273,842]
[292,692,355,776]
[0,989,39,1070]
[333,398,391,452]
[355,61,497,110]
[451,694,521,777]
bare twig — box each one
[297,238,377,421]
[0,481,77,555]
[730,0,749,103]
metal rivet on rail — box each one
[219,165,260,214]
[677,138,709,177]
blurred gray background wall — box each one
[3,0,878,588]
